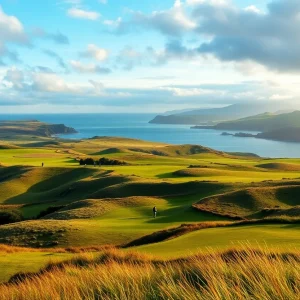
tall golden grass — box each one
[1,245,299,300]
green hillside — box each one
[193,185,300,219]
[212,111,300,131]
[0,134,299,289]
[135,224,300,258]
[257,127,300,142]
[0,120,77,138]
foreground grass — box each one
[0,246,299,300]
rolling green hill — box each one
[0,134,300,291]
[0,135,299,254]
[193,185,300,219]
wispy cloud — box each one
[80,44,109,61]
[43,49,69,72]
[70,60,111,74]
[67,8,100,20]
[32,28,69,45]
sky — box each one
[0,0,300,113]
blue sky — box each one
[0,0,299,113]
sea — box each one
[1,113,300,158]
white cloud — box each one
[67,8,100,20]
[70,60,111,73]
[244,5,262,14]
[270,94,293,101]
[0,5,28,61]
[0,6,26,42]
[186,0,228,6]
[163,86,222,97]
[81,44,109,61]
[106,1,196,36]
[103,17,122,27]
[3,68,25,89]
[32,72,74,93]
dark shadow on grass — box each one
[146,207,229,224]
[156,172,178,179]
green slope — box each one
[135,224,300,258]
[193,185,300,219]
[213,111,300,131]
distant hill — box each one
[0,120,77,138]
[192,111,300,131]
[195,111,300,143]
[149,103,285,125]
[257,127,300,143]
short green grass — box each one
[135,224,300,258]
[0,252,73,283]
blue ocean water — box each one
[1,113,300,158]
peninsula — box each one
[0,120,77,138]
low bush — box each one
[0,210,23,225]
[99,157,127,166]
[79,157,127,166]
[37,206,66,219]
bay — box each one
[1,113,300,158]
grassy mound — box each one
[93,180,225,198]
[173,168,223,178]
[0,220,78,248]
[262,206,300,218]
[0,166,133,207]
[95,147,125,155]
[129,144,225,157]
[43,197,161,220]
[0,143,20,149]
[193,185,300,218]
[257,162,300,171]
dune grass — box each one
[0,246,299,300]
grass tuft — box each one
[0,246,299,300]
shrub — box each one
[0,210,23,225]
[99,157,127,166]
[79,158,95,166]
[37,206,66,219]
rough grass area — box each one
[0,220,79,248]
[0,246,299,300]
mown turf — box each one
[0,251,73,283]
[135,224,300,258]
